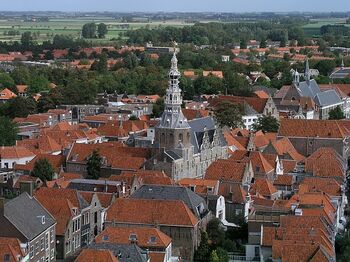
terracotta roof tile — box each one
[299,177,341,197]
[269,137,305,162]
[75,249,118,262]
[96,226,171,249]
[0,88,17,100]
[209,95,268,114]
[0,146,35,159]
[250,178,278,197]
[279,119,350,139]
[305,147,345,179]
[106,198,198,227]
[205,159,248,182]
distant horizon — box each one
[1,0,349,13]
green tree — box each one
[87,149,102,180]
[329,106,345,120]
[252,115,280,133]
[129,115,138,120]
[0,73,16,92]
[194,231,210,262]
[91,53,108,73]
[5,97,37,118]
[28,75,50,95]
[0,116,18,146]
[97,23,108,38]
[209,250,220,262]
[152,98,165,118]
[214,101,243,128]
[31,158,55,182]
[10,66,30,85]
[21,31,33,47]
[82,23,97,38]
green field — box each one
[0,17,193,43]
[302,18,350,36]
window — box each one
[149,236,157,244]
[45,232,49,249]
[4,254,10,262]
[30,245,34,258]
[51,249,55,260]
[36,241,39,254]
[77,218,81,230]
[94,212,98,224]
[50,229,54,243]
[72,236,75,251]
[41,237,44,251]
[66,240,71,254]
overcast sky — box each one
[1,0,349,12]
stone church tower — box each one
[155,52,191,149]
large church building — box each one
[146,52,228,181]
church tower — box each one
[155,51,191,150]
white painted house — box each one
[0,146,36,169]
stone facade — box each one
[151,52,228,181]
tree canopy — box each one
[31,158,55,182]
[329,106,345,120]
[0,116,18,146]
[252,115,280,133]
[214,101,243,128]
[87,149,102,180]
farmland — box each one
[0,16,193,43]
[302,18,350,36]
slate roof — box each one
[131,184,207,218]
[4,193,56,241]
[188,116,226,154]
[87,243,148,262]
[294,79,342,107]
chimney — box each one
[0,197,5,215]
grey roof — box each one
[295,79,342,107]
[188,116,226,154]
[4,193,56,241]
[131,184,207,218]
[200,194,220,213]
[296,79,321,98]
[88,243,148,262]
[314,90,342,107]
[330,68,350,79]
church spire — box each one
[304,59,311,84]
[158,50,189,129]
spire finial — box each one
[305,59,311,83]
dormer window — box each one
[149,236,157,244]
[103,235,109,241]
[42,216,45,224]
[129,234,137,242]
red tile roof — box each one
[96,226,171,248]
[250,178,278,197]
[75,249,118,262]
[205,159,248,183]
[0,146,35,159]
[279,119,350,139]
[0,88,17,100]
[106,198,198,227]
[305,147,345,179]
[269,137,305,162]
[209,95,268,114]
[299,177,341,197]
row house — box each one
[277,118,350,159]
[34,187,109,260]
[0,146,36,169]
[95,226,174,261]
[66,142,152,177]
[105,198,199,261]
[0,193,57,262]
[0,237,27,262]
